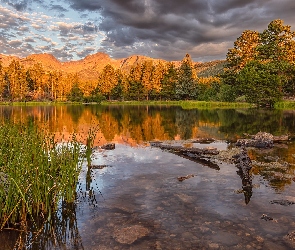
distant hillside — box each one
[0,52,225,79]
[195,60,226,77]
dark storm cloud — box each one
[2,0,295,61]
[64,0,295,61]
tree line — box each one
[0,54,221,103]
[0,19,294,105]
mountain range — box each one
[0,52,225,80]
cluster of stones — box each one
[236,132,274,148]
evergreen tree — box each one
[67,82,84,102]
[237,61,282,107]
[176,54,197,100]
[161,62,177,100]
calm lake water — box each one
[1,104,295,249]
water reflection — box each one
[0,202,83,250]
[1,105,295,249]
[1,105,295,143]
[1,104,295,191]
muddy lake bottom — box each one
[2,143,295,249]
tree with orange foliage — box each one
[97,64,118,100]
[226,30,260,72]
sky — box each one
[1,0,295,62]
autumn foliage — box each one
[223,19,295,106]
[0,19,295,105]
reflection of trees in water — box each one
[175,109,197,139]
[2,105,295,143]
[2,106,295,143]
[219,109,295,138]
[97,105,181,142]
[66,105,84,124]
[2,202,83,250]
[249,145,295,192]
[1,106,295,169]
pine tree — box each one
[161,62,177,100]
[176,54,197,100]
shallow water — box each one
[1,105,295,249]
[71,143,295,250]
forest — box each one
[0,19,294,106]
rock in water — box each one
[113,225,149,244]
[236,132,274,148]
[101,143,115,150]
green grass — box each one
[101,100,253,109]
[274,101,295,109]
[0,122,85,230]
[101,100,180,106]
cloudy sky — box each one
[1,0,295,62]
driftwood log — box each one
[150,142,219,155]
[232,148,253,204]
[150,141,220,170]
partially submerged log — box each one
[190,138,216,143]
[180,152,220,170]
[151,141,220,170]
[233,148,252,177]
[233,148,253,204]
[150,142,219,155]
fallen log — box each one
[232,147,253,204]
[175,151,220,170]
[151,143,219,155]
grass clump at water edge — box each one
[0,122,85,231]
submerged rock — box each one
[177,174,195,182]
[270,200,295,206]
[261,214,274,221]
[285,231,295,241]
[90,164,112,169]
[113,225,149,244]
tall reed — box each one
[0,122,84,230]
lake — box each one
[1,104,295,249]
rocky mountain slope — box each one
[0,52,225,80]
